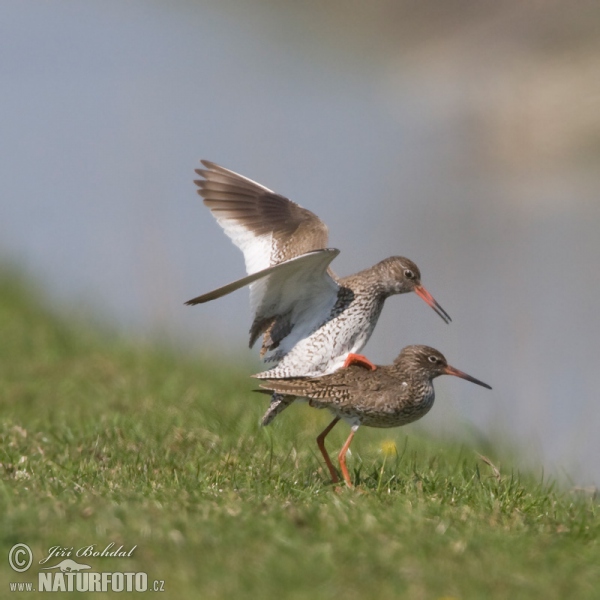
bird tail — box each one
[257,392,296,426]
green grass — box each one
[0,270,598,599]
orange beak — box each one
[444,365,492,389]
[414,285,452,324]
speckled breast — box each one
[332,387,436,429]
[261,290,384,378]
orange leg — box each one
[316,417,341,483]
[343,353,377,371]
[338,426,359,487]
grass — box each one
[0,270,598,598]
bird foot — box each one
[343,353,377,371]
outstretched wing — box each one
[195,160,329,273]
[186,248,341,356]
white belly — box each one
[259,297,383,378]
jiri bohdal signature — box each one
[39,543,137,565]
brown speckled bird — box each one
[256,345,491,487]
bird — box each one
[186,161,451,425]
[256,345,491,487]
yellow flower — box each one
[380,440,397,457]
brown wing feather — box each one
[196,160,329,263]
[257,377,350,401]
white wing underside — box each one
[206,170,278,275]
[248,250,340,361]
[187,249,341,359]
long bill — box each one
[444,365,492,389]
[413,285,452,324]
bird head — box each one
[377,257,451,324]
[394,345,491,389]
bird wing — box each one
[186,248,341,352]
[196,160,329,274]
[257,377,351,400]
[256,365,391,403]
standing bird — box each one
[186,161,451,424]
[256,345,491,487]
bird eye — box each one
[404,269,414,279]
[428,355,439,364]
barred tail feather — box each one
[260,393,296,426]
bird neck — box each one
[388,362,436,388]
[338,264,391,299]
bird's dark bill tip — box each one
[445,365,492,390]
[414,285,452,324]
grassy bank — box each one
[0,272,598,598]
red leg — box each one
[316,417,341,483]
[343,353,377,371]
[338,427,358,488]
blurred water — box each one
[1,1,599,485]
